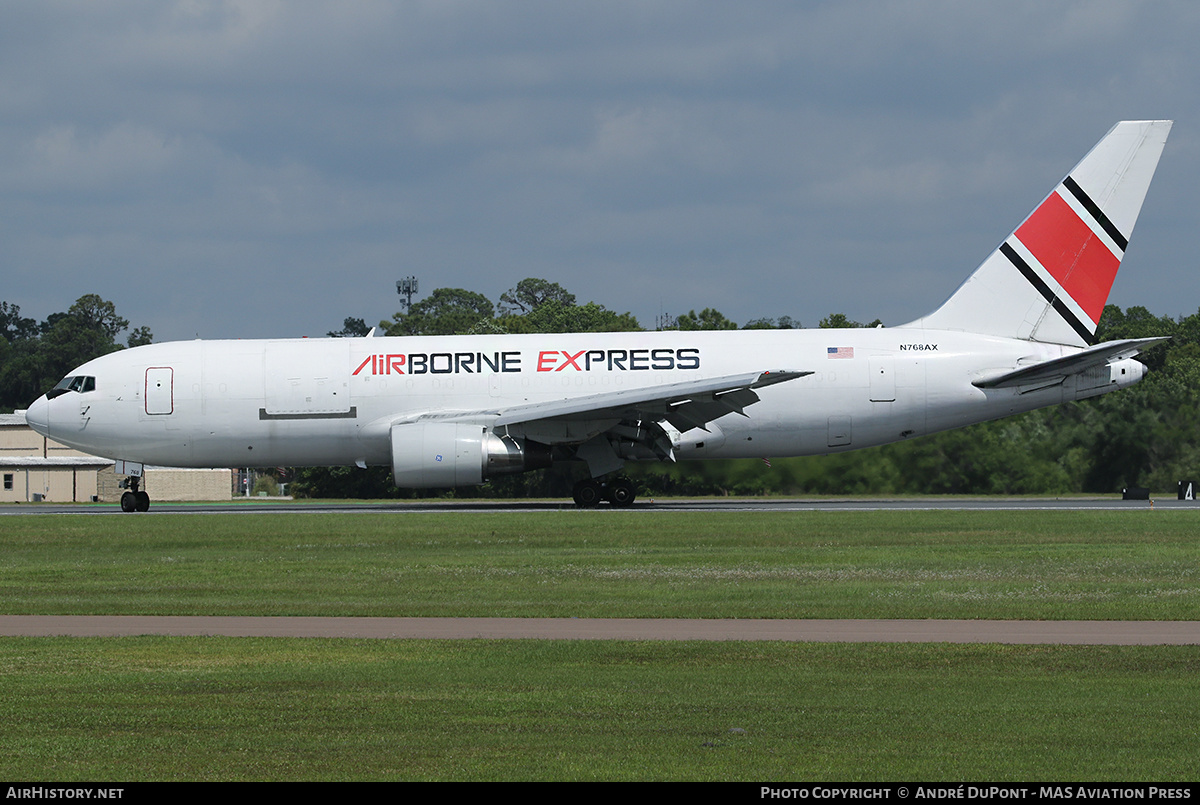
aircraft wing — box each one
[491,370,809,433]
[972,337,1168,389]
[393,370,807,434]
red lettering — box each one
[537,351,558,372]
[388,354,405,375]
[555,350,585,371]
[352,356,373,376]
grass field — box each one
[2,510,1197,619]
[2,508,1198,781]
[2,639,1198,781]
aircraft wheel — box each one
[607,478,636,507]
[135,491,151,512]
[572,479,603,508]
[120,492,136,513]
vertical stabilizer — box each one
[912,120,1171,345]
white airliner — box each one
[25,120,1173,511]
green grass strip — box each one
[1,638,1197,781]
[2,510,1198,619]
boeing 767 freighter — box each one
[25,121,1173,509]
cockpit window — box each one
[46,375,95,399]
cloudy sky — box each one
[3,1,1198,341]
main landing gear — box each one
[572,476,637,509]
[119,476,150,513]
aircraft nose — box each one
[24,395,49,436]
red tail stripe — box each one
[1015,192,1120,325]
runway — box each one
[4,496,1196,514]
[3,616,1199,644]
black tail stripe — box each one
[1000,242,1097,346]
[1050,297,1097,346]
[1063,176,1128,252]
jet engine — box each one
[390,422,552,488]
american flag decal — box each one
[827,347,854,359]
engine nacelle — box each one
[390,422,552,488]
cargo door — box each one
[263,341,353,418]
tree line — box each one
[3,283,1197,496]
[0,295,151,414]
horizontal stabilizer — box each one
[972,337,1168,389]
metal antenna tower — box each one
[396,276,419,311]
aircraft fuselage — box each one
[24,327,1142,471]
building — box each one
[1,412,110,502]
[1,411,232,503]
